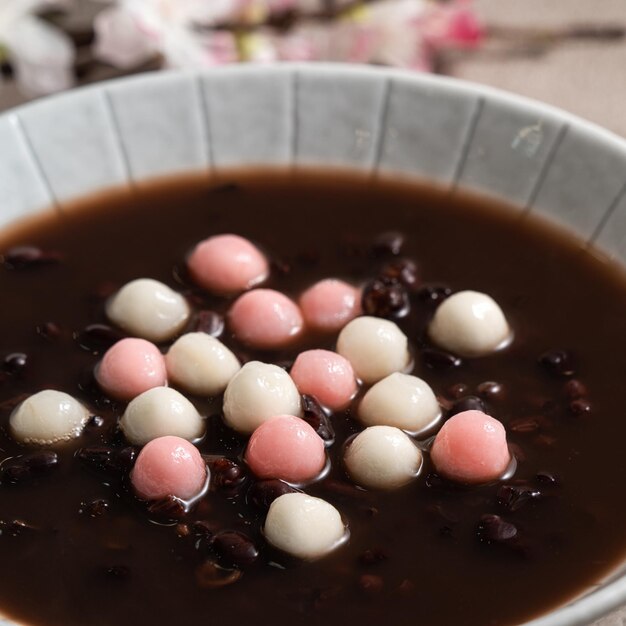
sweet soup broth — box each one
[1,170,626,626]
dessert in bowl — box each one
[1,65,626,626]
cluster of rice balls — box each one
[9,234,513,561]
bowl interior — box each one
[1,64,626,626]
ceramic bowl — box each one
[1,64,625,626]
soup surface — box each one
[1,170,626,626]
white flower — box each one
[0,0,75,95]
[93,0,241,70]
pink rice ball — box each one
[131,435,207,501]
[299,279,361,332]
[228,289,303,349]
[96,338,167,401]
[245,415,326,484]
[290,350,357,411]
[430,410,511,484]
[187,234,269,295]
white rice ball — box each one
[10,390,90,445]
[106,278,190,343]
[223,361,301,434]
[165,333,240,397]
[336,316,410,384]
[344,425,422,490]
[428,290,511,357]
[120,386,204,445]
[265,493,346,559]
[359,373,441,434]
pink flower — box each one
[276,31,318,61]
[93,0,483,73]
[419,0,483,49]
[446,7,483,46]
[94,0,240,70]
[201,31,239,66]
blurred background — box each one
[1,0,625,135]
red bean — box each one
[1,452,59,485]
[211,531,259,568]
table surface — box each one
[1,1,626,624]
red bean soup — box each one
[1,169,626,626]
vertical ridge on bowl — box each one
[0,115,57,227]
[100,89,134,185]
[294,66,387,169]
[201,67,294,169]
[594,183,626,256]
[105,73,209,181]
[528,123,626,238]
[521,124,569,212]
[456,98,565,208]
[16,88,130,204]
[368,76,392,172]
[450,95,485,189]
[376,76,481,185]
